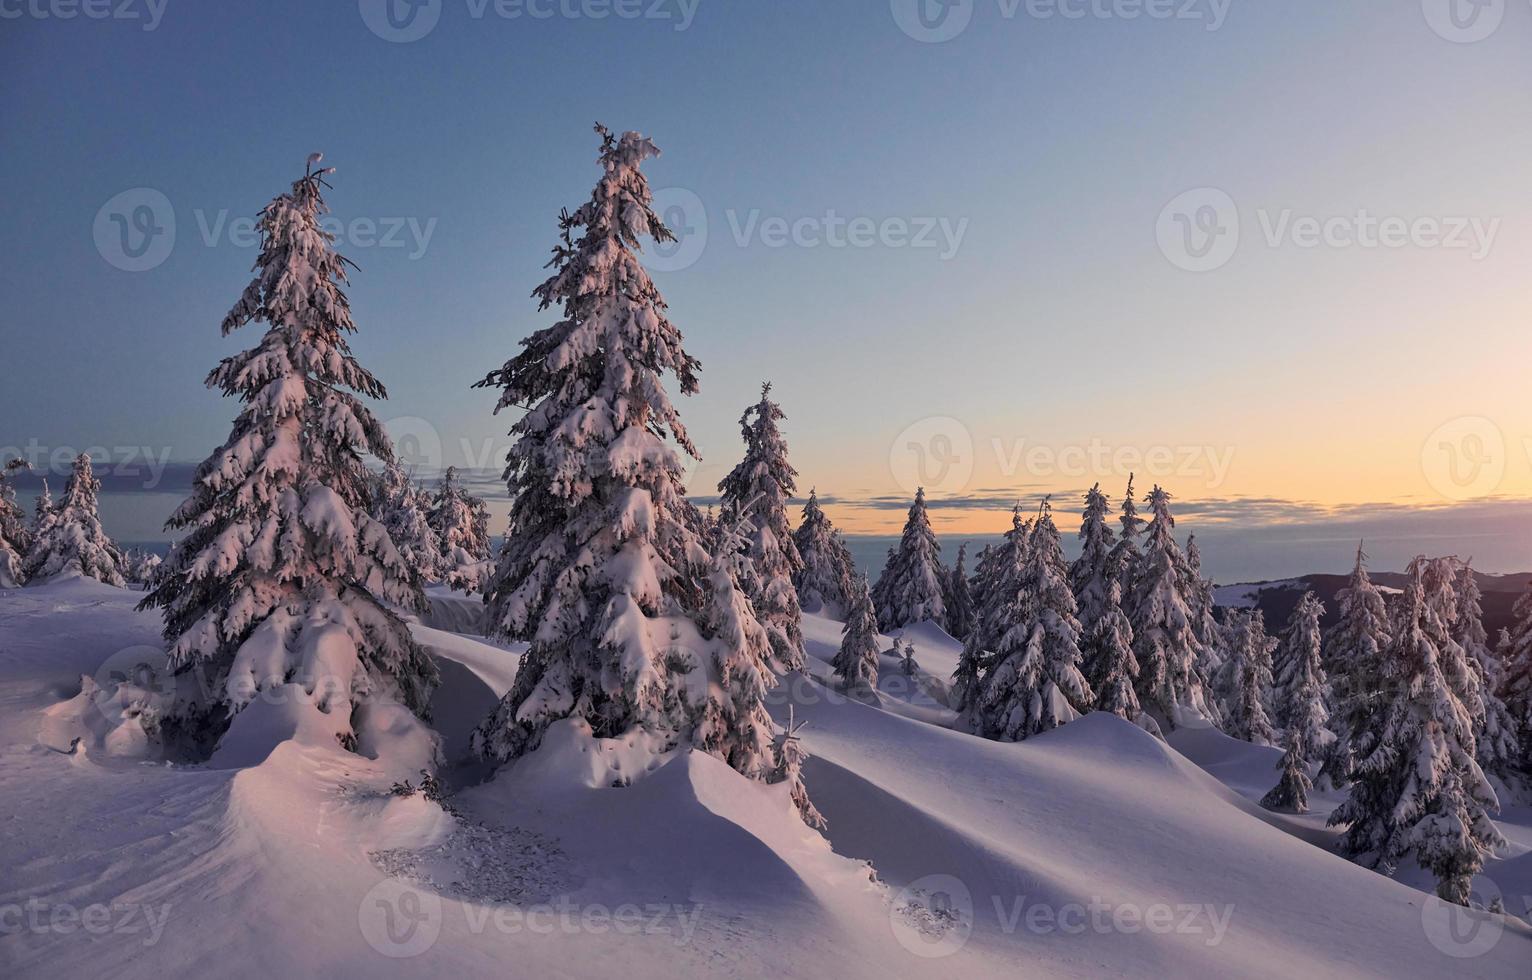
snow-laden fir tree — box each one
[1126,485,1211,727]
[1450,560,1522,786]
[695,514,820,825]
[716,382,805,671]
[23,454,124,587]
[1088,553,1140,721]
[1069,483,1117,663]
[792,488,855,613]
[1498,582,1532,786]
[944,542,976,640]
[873,487,947,632]
[833,572,881,696]
[1184,533,1225,685]
[428,465,491,575]
[951,506,1029,722]
[138,158,437,749]
[0,458,31,588]
[1107,474,1144,598]
[468,127,820,828]
[30,478,56,542]
[1272,591,1326,731]
[373,461,447,585]
[1328,558,1503,905]
[1218,609,1278,745]
[869,545,897,619]
[1262,592,1330,813]
[120,547,164,588]
[979,499,1093,741]
[1319,542,1392,790]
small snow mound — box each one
[208,684,353,768]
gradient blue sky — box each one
[3,1,1531,578]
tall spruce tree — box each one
[139,158,437,749]
[792,488,855,613]
[1184,534,1225,684]
[1499,582,1532,787]
[1069,482,1117,663]
[1319,542,1392,790]
[1126,485,1211,726]
[873,487,947,632]
[944,542,976,640]
[23,454,124,587]
[1262,592,1330,813]
[979,499,1093,740]
[717,382,805,671]
[469,127,818,824]
[373,461,447,585]
[1218,609,1278,745]
[952,505,1029,723]
[1107,474,1144,598]
[429,466,491,565]
[1329,558,1504,905]
[1088,553,1141,722]
[1450,561,1522,785]
[0,458,30,588]
[833,573,881,696]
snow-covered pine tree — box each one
[1319,542,1392,790]
[30,478,56,541]
[1184,533,1225,685]
[833,572,881,695]
[23,454,124,586]
[1088,553,1141,721]
[979,498,1093,741]
[429,466,491,569]
[951,505,1030,722]
[138,158,437,749]
[944,542,976,640]
[0,458,31,588]
[1329,558,1503,904]
[1126,485,1211,727]
[1218,609,1278,745]
[869,546,896,619]
[1272,591,1326,730]
[1262,592,1331,813]
[717,382,805,671]
[792,488,854,613]
[1107,474,1144,598]
[1450,560,1522,786]
[873,487,947,632]
[1499,582,1532,785]
[373,462,447,586]
[1069,483,1117,661]
[469,127,821,830]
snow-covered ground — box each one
[1,577,1528,978]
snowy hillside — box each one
[1,578,1527,978]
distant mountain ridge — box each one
[1215,570,1532,637]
